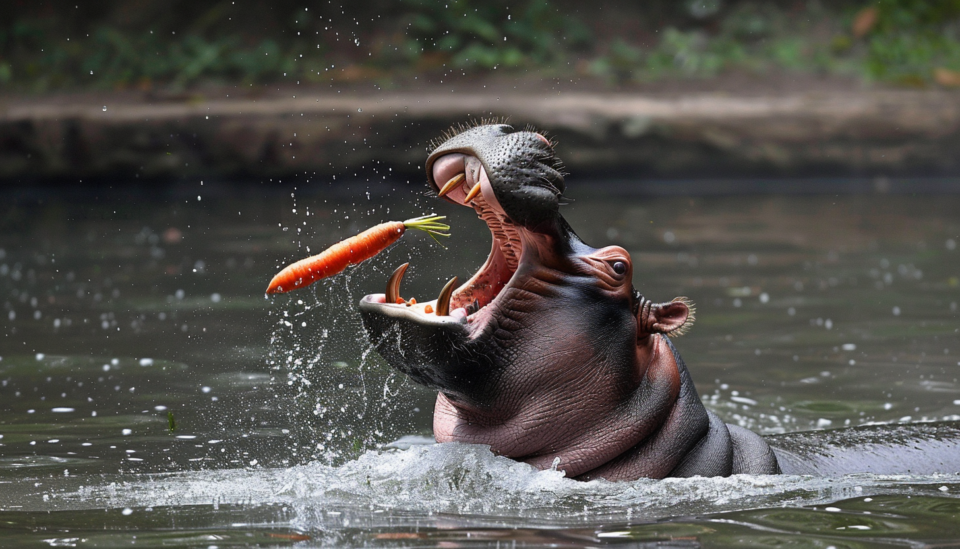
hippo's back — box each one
[767,421,960,476]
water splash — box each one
[47,443,960,528]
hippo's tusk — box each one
[435,276,458,316]
[464,181,482,203]
[385,263,409,304]
[438,173,466,197]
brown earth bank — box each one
[4,76,960,183]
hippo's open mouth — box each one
[359,124,565,340]
[360,153,523,332]
[358,124,566,391]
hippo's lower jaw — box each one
[360,158,520,323]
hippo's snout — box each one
[428,124,565,230]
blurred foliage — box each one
[0,1,326,90]
[861,0,960,83]
[589,3,841,84]
[386,0,592,70]
[589,0,960,86]
[2,0,960,91]
[2,21,304,89]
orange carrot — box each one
[265,215,449,295]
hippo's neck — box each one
[433,334,712,479]
[571,336,713,480]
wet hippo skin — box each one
[358,123,960,480]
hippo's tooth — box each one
[438,173,466,197]
[385,263,409,304]
[435,276,459,316]
[464,181,482,203]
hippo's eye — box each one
[612,261,627,275]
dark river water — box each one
[1,178,959,547]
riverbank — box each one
[3,83,960,183]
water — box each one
[1,180,959,547]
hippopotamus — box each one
[358,123,960,480]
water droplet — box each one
[102,106,107,112]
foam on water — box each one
[39,442,960,530]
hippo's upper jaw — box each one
[359,123,778,480]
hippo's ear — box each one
[638,297,696,338]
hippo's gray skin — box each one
[359,123,960,480]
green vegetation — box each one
[589,1,960,85]
[861,0,960,83]
[390,0,592,70]
[2,22,303,89]
[0,10,316,90]
[2,0,960,91]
